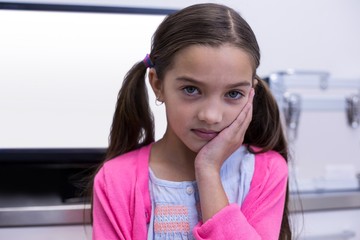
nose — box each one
[197,99,223,125]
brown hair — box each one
[94,3,291,239]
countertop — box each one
[1,190,360,227]
[290,190,360,212]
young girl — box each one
[92,3,291,240]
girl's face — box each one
[150,44,254,153]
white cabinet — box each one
[0,225,92,240]
[292,209,360,240]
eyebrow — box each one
[176,76,252,88]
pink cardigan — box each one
[92,144,288,240]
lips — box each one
[192,128,219,141]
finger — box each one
[242,88,255,114]
[243,88,255,122]
[232,88,255,128]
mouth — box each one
[191,128,219,141]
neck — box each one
[150,131,196,181]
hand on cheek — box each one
[194,88,255,174]
[194,88,254,222]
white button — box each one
[186,186,194,195]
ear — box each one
[148,68,164,101]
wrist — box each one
[195,165,220,181]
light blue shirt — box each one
[147,146,255,240]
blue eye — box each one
[183,86,199,95]
[226,91,242,99]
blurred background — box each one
[0,0,359,239]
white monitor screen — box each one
[0,9,167,149]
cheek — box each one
[165,102,184,121]
[226,111,240,125]
[166,103,192,120]
[225,102,247,124]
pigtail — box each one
[246,76,287,159]
[105,61,155,160]
[245,76,291,240]
[88,61,155,224]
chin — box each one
[185,142,207,154]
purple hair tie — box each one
[143,54,154,68]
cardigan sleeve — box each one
[92,145,151,240]
[193,151,288,240]
[92,145,152,240]
[92,167,129,240]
